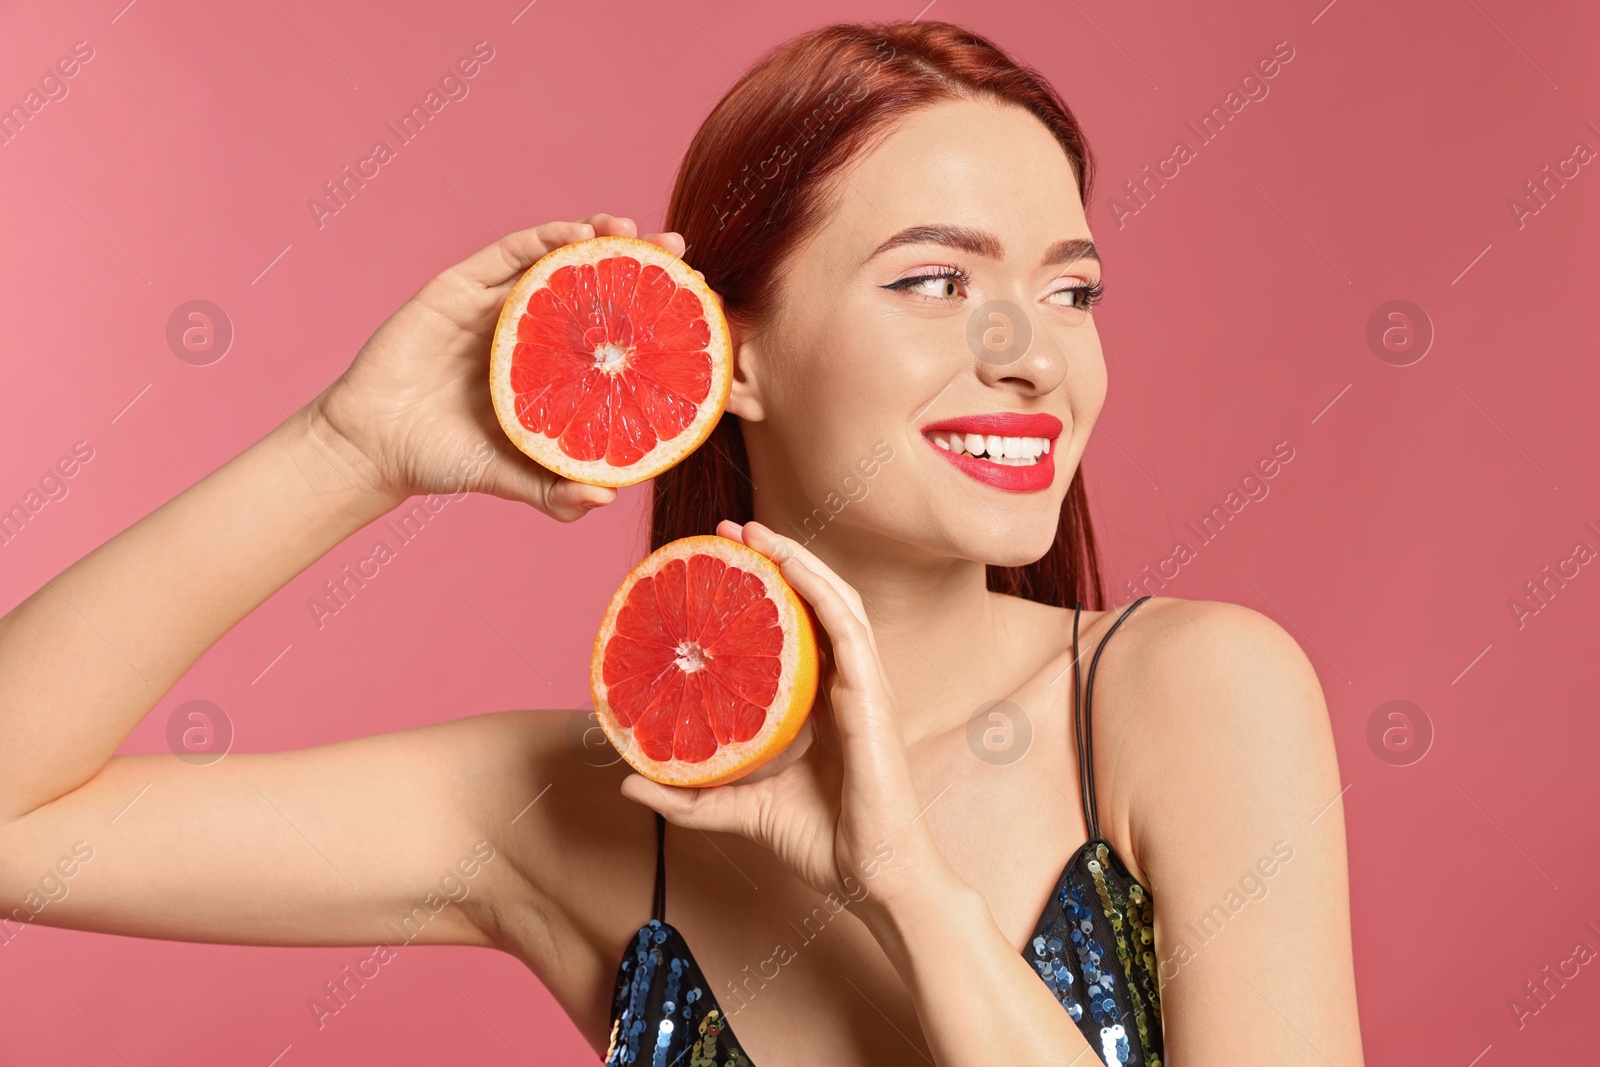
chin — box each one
[946,523,1061,570]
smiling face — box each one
[729,96,1108,569]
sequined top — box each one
[603,597,1164,1067]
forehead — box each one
[821,97,1088,252]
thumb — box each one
[621,774,752,838]
[540,474,617,522]
[484,452,617,521]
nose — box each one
[969,300,1070,395]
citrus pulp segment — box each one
[489,236,732,487]
[591,535,818,787]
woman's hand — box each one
[313,214,686,522]
[619,520,956,915]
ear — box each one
[725,319,767,423]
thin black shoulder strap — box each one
[1073,596,1152,842]
[651,811,667,922]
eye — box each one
[882,266,969,301]
[1048,278,1105,311]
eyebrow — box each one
[867,224,1099,268]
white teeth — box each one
[929,431,1055,465]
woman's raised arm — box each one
[0,215,680,949]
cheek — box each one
[1036,329,1107,484]
[770,313,918,476]
[1075,329,1113,409]
[1067,331,1109,430]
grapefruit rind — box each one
[488,235,733,488]
[590,535,818,788]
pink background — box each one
[2,0,1597,1062]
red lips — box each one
[919,412,1063,438]
[919,411,1063,493]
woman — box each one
[0,20,1363,1067]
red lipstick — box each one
[919,412,1064,493]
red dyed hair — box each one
[653,20,1106,610]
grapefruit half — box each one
[591,535,819,787]
[489,235,732,487]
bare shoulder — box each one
[1084,597,1343,869]
[1095,595,1330,748]
[1090,599,1364,1062]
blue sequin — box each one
[604,843,1164,1067]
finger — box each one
[642,231,687,258]
[724,520,878,675]
[539,475,618,522]
[576,213,638,238]
[800,682,840,756]
[489,459,617,521]
[469,436,618,519]
[452,220,596,289]
[741,521,870,631]
[741,528,882,693]
[715,520,880,695]
[619,773,756,839]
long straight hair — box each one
[652,20,1106,610]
